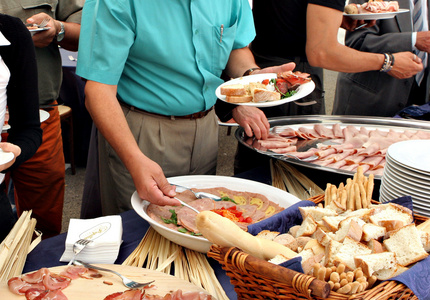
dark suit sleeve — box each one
[2,17,43,171]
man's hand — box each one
[252,62,296,76]
[232,106,270,140]
[341,16,376,31]
[130,156,181,206]
[0,143,21,172]
[388,52,423,79]
[27,13,61,48]
[415,31,430,53]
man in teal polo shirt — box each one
[77,0,295,214]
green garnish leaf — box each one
[221,196,236,204]
[178,228,188,233]
[161,209,178,225]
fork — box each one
[68,239,93,265]
[73,260,155,289]
[172,183,222,201]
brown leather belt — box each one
[119,101,213,120]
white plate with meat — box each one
[131,175,301,253]
[344,8,408,20]
[215,73,315,107]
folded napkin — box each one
[60,215,123,264]
[248,196,430,300]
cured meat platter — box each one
[132,175,301,253]
[0,264,210,299]
[235,115,430,180]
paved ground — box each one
[61,69,339,233]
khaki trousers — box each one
[98,106,218,215]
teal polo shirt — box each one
[77,0,255,116]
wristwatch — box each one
[56,22,65,42]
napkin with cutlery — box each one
[60,215,123,264]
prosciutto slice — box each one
[25,289,68,300]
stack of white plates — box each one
[380,140,430,217]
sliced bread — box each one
[383,223,429,266]
[273,233,298,252]
[362,223,387,242]
[299,206,338,222]
[296,215,318,237]
[333,236,372,270]
[369,203,413,228]
[354,251,397,277]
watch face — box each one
[57,33,64,42]
[57,22,65,42]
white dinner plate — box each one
[344,8,409,20]
[215,73,315,108]
[382,173,430,198]
[387,140,430,174]
[131,175,301,253]
[384,163,430,192]
[39,109,50,123]
[384,157,430,184]
[0,148,14,165]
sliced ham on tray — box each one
[248,123,430,176]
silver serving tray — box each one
[235,115,430,180]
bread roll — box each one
[196,211,297,260]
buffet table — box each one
[22,167,274,300]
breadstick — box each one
[367,275,377,288]
[317,266,326,281]
[340,189,347,210]
[328,281,335,290]
[366,174,374,206]
[325,267,333,281]
[347,182,355,211]
[333,282,341,291]
[337,283,352,294]
[359,182,367,209]
[340,278,349,287]
[354,268,364,279]
[325,183,331,207]
[349,281,361,294]
[354,183,362,210]
[336,263,346,274]
[330,185,337,206]
[356,165,364,183]
[346,271,354,282]
[337,182,344,199]
[330,271,340,283]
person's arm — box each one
[26,13,81,51]
[306,4,422,79]
[223,47,297,139]
[84,81,179,206]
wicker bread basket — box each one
[207,194,427,300]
